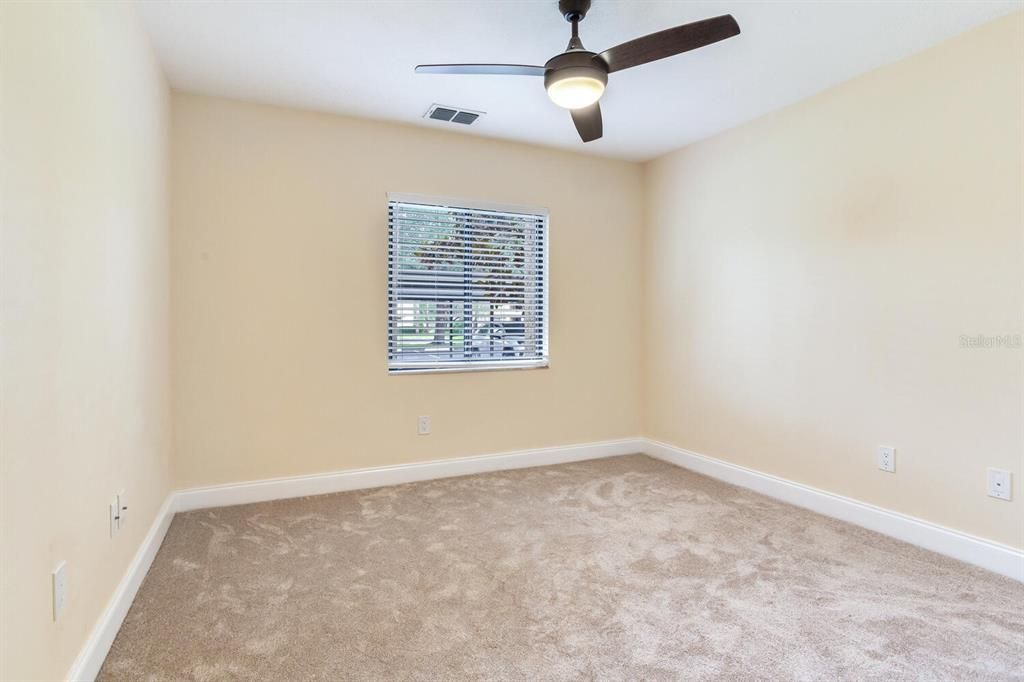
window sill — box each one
[388,360,550,375]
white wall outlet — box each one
[987,468,1012,501]
[877,445,896,473]
[116,490,127,529]
[52,561,68,621]
[109,496,121,537]
[417,415,431,436]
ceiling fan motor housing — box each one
[558,0,592,23]
[543,51,608,92]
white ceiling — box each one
[137,0,1021,161]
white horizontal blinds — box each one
[388,198,548,372]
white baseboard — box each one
[68,434,1021,680]
[66,494,176,681]
[173,438,644,512]
[68,438,642,680]
[642,438,1024,582]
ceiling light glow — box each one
[546,76,605,109]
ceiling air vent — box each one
[424,104,483,126]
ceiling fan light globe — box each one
[546,76,605,109]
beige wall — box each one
[170,94,644,489]
[643,13,1023,548]
[1,7,1020,677]
[0,2,172,680]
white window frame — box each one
[387,192,550,375]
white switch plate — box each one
[987,468,1012,501]
[417,415,431,436]
[52,561,68,621]
[877,445,896,473]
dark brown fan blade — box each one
[597,14,740,73]
[414,64,546,76]
[570,103,602,142]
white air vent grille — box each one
[424,104,484,126]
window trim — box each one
[386,192,550,375]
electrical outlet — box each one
[117,490,127,529]
[877,445,895,473]
[987,468,1012,501]
[52,561,68,621]
[109,496,121,537]
[417,415,431,436]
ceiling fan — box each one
[415,0,740,143]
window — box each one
[387,194,548,373]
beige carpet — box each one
[99,455,1024,680]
